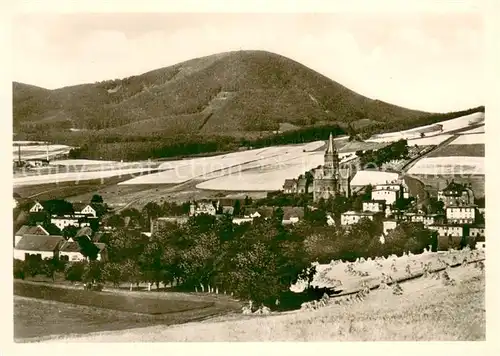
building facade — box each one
[363,200,386,213]
[437,181,475,207]
[13,234,65,261]
[446,205,477,224]
[371,182,403,205]
[341,211,375,226]
[312,133,351,202]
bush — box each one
[64,262,86,282]
[13,259,25,280]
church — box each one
[311,133,352,202]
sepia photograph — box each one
[9,1,491,345]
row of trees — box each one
[357,139,409,167]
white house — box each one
[446,205,477,224]
[362,200,386,213]
[403,212,443,226]
[73,203,97,218]
[341,211,375,226]
[29,202,45,213]
[382,220,398,235]
[14,234,65,261]
[232,217,254,225]
[371,183,402,205]
[51,215,90,231]
[428,224,464,237]
[469,224,485,238]
[189,202,217,216]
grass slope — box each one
[40,261,485,342]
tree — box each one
[427,197,445,214]
[305,171,314,193]
[13,259,25,280]
[43,223,62,236]
[64,261,86,282]
[91,194,104,204]
[120,208,142,228]
[233,200,241,217]
[304,208,327,227]
[142,202,162,232]
[43,199,74,216]
[62,225,79,239]
[107,229,148,263]
[106,214,125,229]
[102,262,123,287]
[83,260,104,284]
[40,257,65,281]
[74,235,100,261]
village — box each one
[13,133,485,269]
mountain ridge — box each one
[13,50,429,135]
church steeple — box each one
[326,133,335,154]
[324,132,339,177]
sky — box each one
[12,11,484,113]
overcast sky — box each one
[12,11,483,113]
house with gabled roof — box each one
[72,203,97,218]
[59,237,108,262]
[282,179,299,194]
[282,207,305,225]
[14,224,49,246]
[29,201,45,213]
[14,234,65,261]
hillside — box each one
[14,51,427,135]
[13,50,485,161]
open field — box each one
[12,174,165,202]
[14,282,242,341]
[195,153,325,191]
[426,144,485,158]
[120,142,325,186]
[368,112,485,143]
[449,133,485,145]
[42,253,485,342]
[13,167,163,187]
[12,143,73,160]
[15,281,213,315]
[459,125,485,134]
[407,156,484,176]
[407,134,453,146]
[50,159,118,166]
[15,161,161,178]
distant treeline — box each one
[57,106,485,161]
[68,125,347,161]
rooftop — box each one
[342,211,376,216]
[15,234,65,252]
[15,224,49,237]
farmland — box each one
[40,249,485,342]
[367,112,485,143]
[406,157,484,176]
[13,167,162,187]
[12,111,486,208]
[14,282,241,341]
[426,144,485,158]
[12,142,73,161]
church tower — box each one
[323,133,340,179]
[312,132,351,202]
